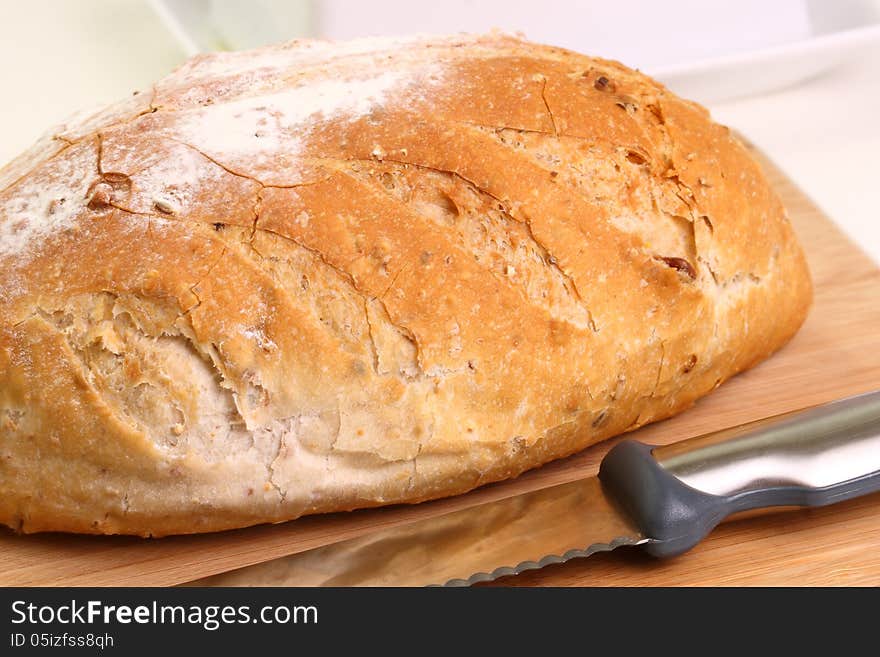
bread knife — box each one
[195,390,880,586]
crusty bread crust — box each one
[0,33,811,535]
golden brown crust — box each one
[0,33,811,535]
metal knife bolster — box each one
[600,390,880,557]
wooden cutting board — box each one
[1,142,879,587]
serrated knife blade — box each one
[194,476,649,587]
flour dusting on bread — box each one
[175,70,425,163]
[0,139,96,259]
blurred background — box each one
[0,0,878,260]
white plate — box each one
[650,22,880,103]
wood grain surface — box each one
[1,142,878,587]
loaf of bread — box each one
[0,33,811,535]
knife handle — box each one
[598,390,880,558]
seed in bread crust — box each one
[153,197,177,214]
[657,256,697,279]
